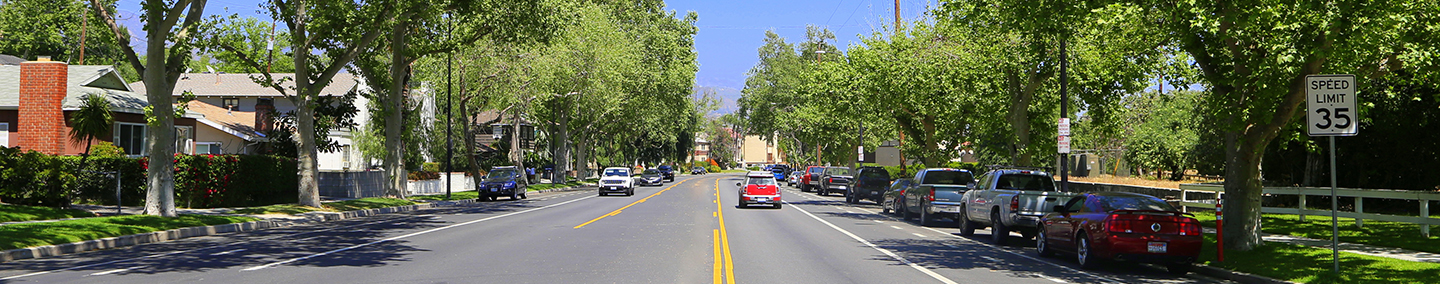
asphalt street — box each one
[0,173,1231,283]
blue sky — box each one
[114,0,941,112]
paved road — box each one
[0,173,1229,283]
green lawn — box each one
[323,198,418,212]
[0,214,259,250]
[0,204,96,222]
[230,204,328,215]
[529,180,591,191]
[1199,234,1440,284]
[411,191,479,201]
[1190,211,1440,254]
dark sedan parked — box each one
[1037,192,1203,275]
[638,169,665,186]
[881,178,915,215]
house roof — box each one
[186,100,265,141]
[129,73,360,97]
[0,65,151,114]
[472,110,532,125]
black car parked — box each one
[846,166,891,204]
[657,165,676,181]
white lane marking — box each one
[87,266,141,276]
[912,233,927,238]
[980,256,1000,262]
[873,220,884,223]
[210,249,247,256]
[243,195,596,271]
[890,225,905,230]
[783,200,959,284]
[1041,275,1069,283]
[918,226,1122,283]
[943,244,958,248]
[843,210,856,214]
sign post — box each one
[1305,74,1357,277]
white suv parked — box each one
[598,167,635,196]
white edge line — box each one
[784,200,959,284]
[210,249,247,256]
[86,266,141,276]
[242,195,595,271]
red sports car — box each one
[737,171,781,209]
[1036,192,1202,275]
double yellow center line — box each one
[713,177,735,284]
[573,178,689,229]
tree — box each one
[191,16,294,74]
[89,0,211,217]
[1,0,132,78]
[68,94,113,161]
[1131,0,1437,251]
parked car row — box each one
[778,164,1202,275]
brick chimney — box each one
[18,58,68,155]
[254,98,274,133]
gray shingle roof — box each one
[0,65,149,114]
[128,73,360,97]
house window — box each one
[114,122,146,156]
[174,126,194,154]
[195,142,222,155]
[222,98,239,110]
[0,123,9,147]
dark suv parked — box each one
[846,166,891,204]
[656,165,675,181]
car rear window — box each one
[921,171,973,185]
[859,169,890,179]
[748,177,777,185]
[809,167,824,174]
[1101,195,1176,211]
[994,174,1055,191]
[826,167,855,176]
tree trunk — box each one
[1222,130,1267,251]
[554,101,569,184]
[142,79,177,217]
[921,115,939,167]
[295,102,322,207]
[461,100,483,190]
[383,17,412,199]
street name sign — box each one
[1306,75,1358,136]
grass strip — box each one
[0,214,260,250]
[1198,234,1440,284]
[231,204,327,215]
[411,191,478,201]
[0,204,97,222]
[322,198,417,212]
[1190,211,1440,254]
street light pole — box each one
[444,12,454,200]
[1059,38,1069,192]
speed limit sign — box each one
[1306,75,1358,136]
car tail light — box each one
[1179,217,1202,236]
[928,190,935,201]
[1009,195,1019,212]
[829,178,837,183]
[1105,214,1134,233]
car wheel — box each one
[920,207,936,227]
[1077,233,1101,269]
[1165,263,1192,275]
[881,197,892,214]
[511,191,520,200]
[958,209,977,236]
[773,203,781,209]
[521,193,528,199]
[991,212,1010,246]
[598,191,605,197]
[900,200,915,220]
[845,192,855,204]
[1036,229,1054,257]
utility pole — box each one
[79,8,87,64]
[444,13,454,200]
[1059,39,1070,192]
[894,0,901,30]
[894,0,905,172]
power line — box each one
[823,0,846,27]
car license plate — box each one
[1148,242,1168,253]
[756,197,768,202]
[870,191,879,195]
[490,188,498,192]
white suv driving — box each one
[598,167,635,196]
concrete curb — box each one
[0,201,454,263]
[1193,264,1301,284]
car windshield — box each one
[921,171,973,185]
[825,167,855,176]
[604,169,629,177]
[748,177,776,185]
[658,166,671,170]
[994,174,1056,191]
[1102,195,1177,212]
[694,167,705,171]
[485,169,518,180]
[643,169,659,175]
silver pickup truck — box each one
[898,168,976,227]
[958,167,1079,245]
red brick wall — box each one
[18,61,67,155]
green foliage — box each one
[1123,90,1203,180]
[0,148,297,209]
[0,0,131,78]
[0,147,75,207]
[86,141,126,158]
[422,162,440,173]
[68,94,113,147]
[705,165,721,174]
[322,198,416,212]
[0,214,259,250]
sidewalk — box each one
[1203,228,1440,263]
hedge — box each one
[0,146,297,208]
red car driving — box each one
[1036,192,1202,275]
[738,171,782,209]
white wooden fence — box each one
[1177,183,1440,237]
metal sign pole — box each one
[1329,136,1339,275]
[115,171,122,216]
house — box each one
[687,132,710,163]
[471,110,535,156]
[740,134,782,166]
[128,73,372,170]
[0,57,199,156]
